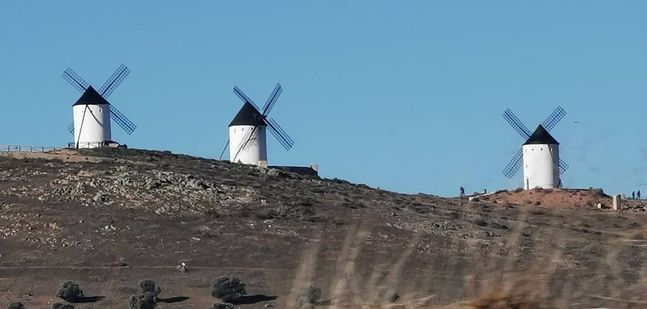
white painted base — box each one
[228,125,267,165]
[72,104,111,149]
[522,143,559,189]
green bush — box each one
[56,281,83,302]
[306,285,321,304]
[7,303,25,309]
[138,280,161,297]
[210,276,246,302]
[129,293,157,309]
[128,280,161,309]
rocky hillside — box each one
[1,148,647,308]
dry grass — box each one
[294,205,647,309]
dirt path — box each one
[284,229,323,308]
[328,220,370,308]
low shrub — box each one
[128,279,161,309]
[7,303,25,309]
[210,276,246,302]
[129,293,157,309]
[138,280,161,297]
[306,285,321,304]
[56,281,83,302]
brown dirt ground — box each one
[476,188,612,209]
[1,149,647,308]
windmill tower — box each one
[62,65,137,148]
[502,106,569,190]
[219,84,294,165]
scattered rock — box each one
[93,192,110,204]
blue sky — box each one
[1,1,646,196]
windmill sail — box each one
[501,106,568,178]
[62,64,137,144]
[224,84,294,163]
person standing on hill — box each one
[632,191,636,199]
[638,190,642,200]
[459,186,465,198]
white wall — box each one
[522,144,559,189]
[228,125,267,165]
[72,104,111,148]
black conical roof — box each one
[229,102,266,126]
[73,86,109,106]
[524,125,559,145]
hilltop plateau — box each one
[1,148,647,308]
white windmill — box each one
[219,84,294,165]
[62,65,137,148]
[501,106,569,190]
